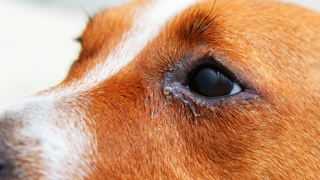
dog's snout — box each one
[0,108,20,180]
[0,140,14,180]
[0,154,13,180]
[0,160,10,175]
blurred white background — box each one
[0,0,319,103]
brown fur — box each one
[3,0,320,179]
[64,0,320,179]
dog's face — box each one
[1,0,320,179]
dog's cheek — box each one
[160,94,291,178]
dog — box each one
[1,0,320,179]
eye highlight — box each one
[188,64,241,97]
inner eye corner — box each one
[187,63,242,98]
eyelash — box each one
[161,53,260,117]
[187,62,242,98]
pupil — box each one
[189,67,234,97]
[195,69,219,90]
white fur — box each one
[45,0,199,96]
[0,98,95,179]
[86,0,198,85]
[0,0,200,179]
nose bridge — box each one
[0,120,12,179]
[0,101,31,180]
[0,100,33,143]
[0,99,53,133]
[0,139,14,180]
[0,97,96,179]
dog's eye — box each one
[188,65,241,97]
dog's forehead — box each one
[1,0,320,179]
[61,0,320,99]
[64,0,200,87]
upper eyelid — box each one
[189,54,242,85]
[206,54,247,90]
[187,63,242,97]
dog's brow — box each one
[180,7,218,41]
[2,0,320,179]
[61,0,199,94]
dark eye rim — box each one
[187,63,234,86]
[187,55,239,83]
[186,57,244,98]
[162,53,258,107]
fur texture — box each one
[1,0,320,179]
